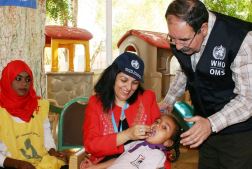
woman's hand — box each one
[125,124,151,140]
[117,125,150,146]
[4,157,35,169]
[116,124,150,146]
[14,161,35,169]
[48,148,68,162]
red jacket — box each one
[83,90,161,158]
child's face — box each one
[146,115,177,145]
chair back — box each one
[57,97,88,151]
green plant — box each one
[46,0,73,25]
[203,0,252,22]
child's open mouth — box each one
[147,129,156,137]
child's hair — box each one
[165,114,182,162]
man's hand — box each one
[180,116,212,148]
[158,102,173,113]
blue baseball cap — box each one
[113,52,144,82]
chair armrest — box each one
[69,148,87,169]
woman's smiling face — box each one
[114,72,140,106]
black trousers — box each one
[199,130,252,169]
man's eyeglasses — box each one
[167,31,197,46]
[167,30,199,53]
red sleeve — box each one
[142,90,161,124]
[82,96,124,157]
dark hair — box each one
[94,63,144,113]
[165,0,209,32]
[166,114,182,162]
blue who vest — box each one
[171,12,252,134]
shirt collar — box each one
[128,140,167,153]
[202,11,216,46]
[191,11,216,59]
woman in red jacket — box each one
[82,52,161,165]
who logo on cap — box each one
[131,60,140,69]
[113,52,144,82]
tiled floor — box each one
[171,146,199,169]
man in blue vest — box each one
[160,0,252,168]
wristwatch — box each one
[208,118,217,133]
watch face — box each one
[173,101,194,131]
[210,122,216,133]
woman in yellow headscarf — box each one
[0,60,68,169]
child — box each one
[81,114,181,169]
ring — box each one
[139,128,144,133]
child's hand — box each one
[80,158,94,169]
[80,157,116,169]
